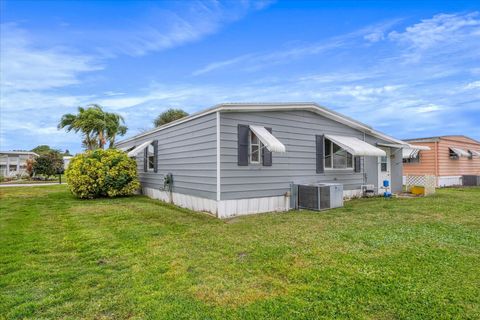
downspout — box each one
[434,141,439,186]
[216,111,221,217]
[363,132,367,185]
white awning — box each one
[450,147,470,157]
[469,149,480,157]
[402,148,420,159]
[377,142,406,149]
[249,125,286,152]
[325,135,386,156]
[402,144,430,159]
[127,140,152,157]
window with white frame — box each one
[147,143,155,170]
[380,155,388,172]
[324,138,353,169]
[250,131,262,163]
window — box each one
[324,138,353,169]
[250,131,262,164]
[380,156,388,172]
[9,165,17,172]
[403,153,420,164]
[147,143,155,170]
[449,149,459,160]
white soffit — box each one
[127,140,152,157]
[249,125,286,153]
[325,135,386,156]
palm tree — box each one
[58,106,97,150]
[58,104,127,150]
[105,112,127,148]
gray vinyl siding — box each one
[117,113,217,200]
[220,110,401,200]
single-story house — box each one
[0,151,38,177]
[403,135,480,187]
[116,103,410,218]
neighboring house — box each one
[403,135,480,187]
[0,151,38,177]
[116,103,409,218]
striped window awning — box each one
[469,149,480,157]
[325,135,385,156]
[127,140,152,157]
[401,144,430,159]
[249,125,286,152]
[450,147,470,158]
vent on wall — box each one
[292,183,343,211]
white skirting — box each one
[142,187,289,219]
[142,187,218,215]
[143,187,364,219]
[437,176,462,187]
[217,196,290,219]
[343,189,363,199]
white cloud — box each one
[0,24,102,91]
[414,104,444,113]
[388,12,480,62]
[192,19,401,76]
[90,1,274,57]
[465,80,480,89]
[389,12,480,50]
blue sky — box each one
[1,0,479,153]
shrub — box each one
[66,149,140,199]
[33,152,63,178]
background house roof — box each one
[405,135,480,144]
[0,151,39,156]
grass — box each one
[0,186,479,319]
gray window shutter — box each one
[262,127,272,166]
[316,135,324,174]
[354,156,361,172]
[238,124,249,166]
[153,140,158,173]
[143,147,148,172]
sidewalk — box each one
[0,183,67,188]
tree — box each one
[32,152,63,178]
[153,108,188,127]
[25,158,35,177]
[31,145,61,155]
[105,112,128,148]
[58,104,127,150]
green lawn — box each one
[1,186,479,319]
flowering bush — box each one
[65,149,139,199]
